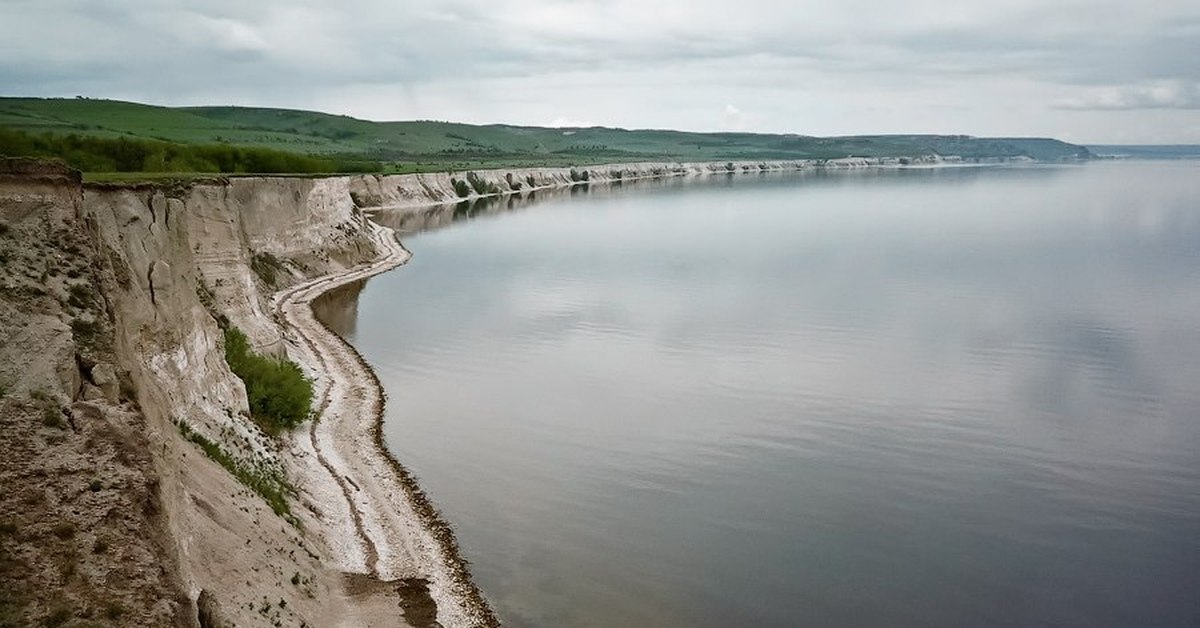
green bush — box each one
[223,327,313,433]
[450,177,471,198]
[466,171,499,195]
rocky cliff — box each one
[1,160,390,628]
[346,157,954,211]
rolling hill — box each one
[0,97,1092,174]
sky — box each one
[2,0,1199,143]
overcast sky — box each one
[2,0,1199,143]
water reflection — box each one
[321,162,1200,628]
[310,278,365,338]
[366,166,1073,237]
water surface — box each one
[322,163,1200,628]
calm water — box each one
[320,163,1200,628]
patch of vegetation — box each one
[466,171,499,195]
[66,283,94,310]
[69,317,104,349]
[0,127,379,174]
[223,327,313,433]
[195,279,230,329]
[178,421,297,524]
[41,405,64,429]
[250,252,287,288]
[450,177,471,198]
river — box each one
[315,162,1200,628]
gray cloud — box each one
[1,0,1199,142]
[1054,81,1200,110]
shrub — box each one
[250,252,286,288]
[466,171,499,195]
[450,178,471,198]
[223,327,313,433]
[69,318,103,347]
[41,406,64,429]
[66,283,93,310]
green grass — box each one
[177,421,297,525]
[0,97,1092,175]
[0,126,378,175]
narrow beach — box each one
[274,220,498,628]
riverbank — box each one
[275,222,498,627]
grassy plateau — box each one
[0,97,1092,177]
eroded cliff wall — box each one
[346,158,923,210]
[1,161,385,628]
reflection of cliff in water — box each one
[367,174,705,235]
[311,278,367,338]
[367,164,1070,237]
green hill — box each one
[0,97,1091,175]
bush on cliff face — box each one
[250,252,286,288]
[466,171,499,195]
[223,327,313,433]
[450,177,472,198]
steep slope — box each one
[0,158,442,627]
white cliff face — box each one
[348,161,817,209]
[343,157,973,214]
[78,176,396,628]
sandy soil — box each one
[275,222,498,628]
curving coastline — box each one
[275,220,499,627]
[274,158,1011,627]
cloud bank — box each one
[2,0,1198,142]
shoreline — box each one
[274,222,498,627]
[267,156,1059,626]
